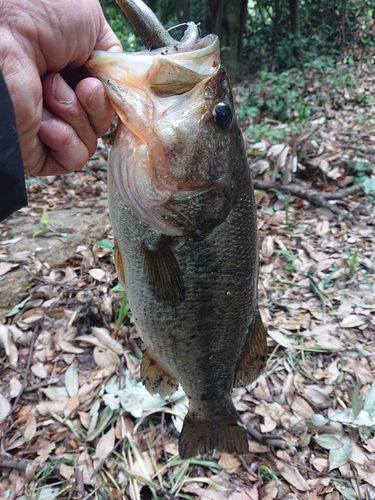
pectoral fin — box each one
[114,238,127,290]
[142,233,185,302]
[141,349,179,398]
[235,310,267,387]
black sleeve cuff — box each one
[0,69,28,221]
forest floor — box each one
[0,58,375,500]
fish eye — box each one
[213,102,233,129]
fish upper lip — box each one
[85,34,220,79]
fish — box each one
[85,0,267,459]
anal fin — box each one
[179,407,248,459]
[235,310,267,387]
[141,349,179,398]
[142,232,185,303]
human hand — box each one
[0,0,122,176]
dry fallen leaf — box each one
[59,463,75,481]
[24,413,37,442]
[0,325,18,367]
[0,394,11,422]
[31,361,48,379]
[276,461,310,491]
[89,268,106,281]
[340,315,366,328]
[218,453,241,470]
[92,327,124,356]
[93,426,115,468]
[93,346,119,369]
[64,394,80,418]
[262,235,275,258]
[9,376,23,398]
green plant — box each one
[345,247,360,279]
[312,380,375,471]
[116,291,131,330]
[32,209,68,238]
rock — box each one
[0,199,110,312]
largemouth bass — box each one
[86,0,267,459]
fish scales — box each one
[86,0,267,458]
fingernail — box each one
[88,85,106,112]
[52,73,75,105]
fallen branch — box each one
[0,455,34,471]
[245,425,287,449]
[252,180,364,223]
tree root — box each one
[252,180,364,224]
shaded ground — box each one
[0,64,375,500]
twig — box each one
[160,412,168,463]
[252,180,364,223]
[245,426,287,449]
[320,183,364,199]
[0,455,34,470]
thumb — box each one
[95,17,123,53]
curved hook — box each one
[115,0,199,49]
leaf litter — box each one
[0,63,375,499]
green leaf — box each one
[86,405,113,441]
[364,177,375,194]
[311,414,329,427]
[314,433,341,450]
[328,436,352,471]
[333,481,358,500]
[352,383,364,418]
[363,380,375,414]
[93,239,114,252]
[32,226,46,238]
[36,486,61,499]
[111,283,125,293]
[359,425,372,440]
[6,295,31,316]
[41,208,49,227]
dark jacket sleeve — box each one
[0,69,28,221]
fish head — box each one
[85,35,246,239]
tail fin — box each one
[179,408,248,459]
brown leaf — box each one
[31,361,48,379]
[262,235,274,258]
[59,463,75,481]
[36,442,56,463]
[218,453,241,470]
[0,262,13,276]
[92,327,124,356]
[77,451,98,486]
[262,481,278,500]
[290,395,315,419]
[340,315,366,328]
[64,394,80,418]
[276,461,310,491]
[0,325,18,367]
[93,346,119,369]
[24,413,37,442]
[93,426,115,469]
